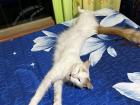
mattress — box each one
[0,8,140,105]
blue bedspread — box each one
[0,9,140,105]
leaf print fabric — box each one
[113,72,140,102]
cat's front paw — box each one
[28,102,37,105]
[28,99,38,105]
[53,102,62,105]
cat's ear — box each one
[84,79,93,89]
[78,6,85,13]
[83,60,91,69]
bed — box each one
[0,9,140,105]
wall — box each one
[52,0,121,23]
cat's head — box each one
[68,60,93,89]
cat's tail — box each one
[97,26,140,44]
[29,72,52,105]
[78,6,85,13]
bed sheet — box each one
[0,9,140,105]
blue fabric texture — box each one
[0,9,140,105]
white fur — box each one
[53,80,63,105]
[29,9,98,105]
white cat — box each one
[29,7,140,105]
[29,8,97,105]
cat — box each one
[29,8,97,105]
[29,7,140,105]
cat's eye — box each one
[78,78,81,82]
